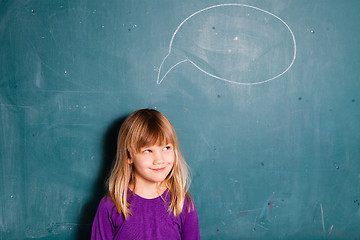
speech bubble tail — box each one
[157,51,189,84]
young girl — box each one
[91,109,200,239]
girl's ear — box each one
[127,150,132,164]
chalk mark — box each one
[255,223,270,231]
[157,4,297,85]
[329,225,334,236]
[320,203,325,234]
[238,208,263,214]
[252,216,258,231]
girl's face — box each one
[128,143,175,188]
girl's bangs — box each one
[130,119,175,153]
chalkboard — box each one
[1,0,360,239]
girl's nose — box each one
[153,151,165,165]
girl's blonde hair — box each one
[108,109,191,218]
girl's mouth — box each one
[152,167,165,172]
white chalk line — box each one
[321,203,325,233]
[157,3,297,85]
[320,204,334,237]
[238,208,263,213]
[329,225,334,235]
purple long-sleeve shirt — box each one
[91,190,200,239]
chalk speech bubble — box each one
[157,4,296,85]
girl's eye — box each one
[163,146,171,151]
[143,149,152,153]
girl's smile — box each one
[152,167,166,171]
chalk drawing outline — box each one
[157,4,297,85]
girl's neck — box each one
[129,182,167,199]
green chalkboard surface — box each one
[1,0,359,239]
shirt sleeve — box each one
[181,198,200,240]
[91,197,116,240]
